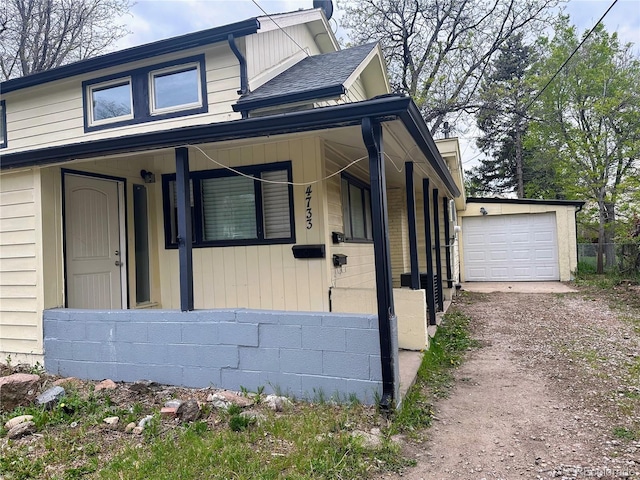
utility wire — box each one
[250,0,311,57]
[187,144,365,186]
[525,0,619,110]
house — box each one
[0,1,583,408]
[0,1,462,408]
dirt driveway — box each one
[386,288,640,480]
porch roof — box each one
[0,94,461,197]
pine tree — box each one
[469,33,535,198]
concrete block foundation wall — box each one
[43,309,383,404]
[330,287,429,351]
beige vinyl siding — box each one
[415,190,429,273]
[3,44,243,154]
[324,145,375,289]
[246,25,321,79]
[387,188,409,287]
[344,77,368,103]
[153,136,330,311]
[0,170,42,359]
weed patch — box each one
[392,309,477,437]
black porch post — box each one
[432,188,444,312]
[405,162,420,290]
[175,147,194,311]
[443,197,453,289]
[422,179,437,326]
[362,117,398,410]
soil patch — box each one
[380,288,640,479]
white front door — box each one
[64,174,124,309]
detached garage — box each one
[458,198,585,283]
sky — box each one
[113,0,640,169]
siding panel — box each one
[154,137,329,311]
[4,44,242,154]
[0,170,41,357]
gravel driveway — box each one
[387,286,640,480]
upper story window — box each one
[0,100,6,148]
[341,173,373,242]
[162,161,295,248]
[150,64,201,114]
[83,55,207,132]
[89,78,133,124]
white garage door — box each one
[463,213,559,281]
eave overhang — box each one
[0,94,460,197]
[467,197,585,207]
[232,84,346,113]
[0,18,261,94]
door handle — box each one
[115,260,123,267]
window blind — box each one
[261,170,291,239]
[201,176,257,241]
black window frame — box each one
[82,54,207,133]
[0,100,7,149]
[162,161,296,249]
[341,172,373,242]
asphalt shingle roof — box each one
[236,42,378,109]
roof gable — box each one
[234,43,380,113]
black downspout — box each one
[175,147,194,311]
[432,188,444,312]
[423,179,437,326]
[443,197,453,289]
[405,162,420,290]
[228,33,250,119]
[362,117,397,411]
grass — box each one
[98,405,408,480]
[391,309,478,437]
[613,426,640,441]
[1,311,478,479]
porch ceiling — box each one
[319,122,456,195]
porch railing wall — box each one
[43,308,382,404]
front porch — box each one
[3,96,462,409]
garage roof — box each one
[467,197,585,207]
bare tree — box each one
[339,0,562,134]
[0,0,132,80]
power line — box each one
[525,0,619,110]
[250,0,311,57]
[188,144,365,186]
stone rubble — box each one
[94,379,117,392]
[36,385,65,409]
[0,373,40,411]
[6,420,36,439]
[176,399,200,422]
[4,414,34,430]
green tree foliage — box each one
[339,0,561,134]
[0,0,132,80]
[467,33,548,198]
[530,18,640,272]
